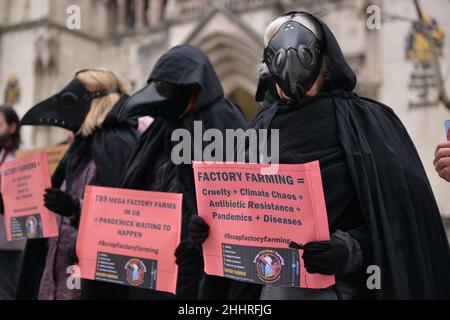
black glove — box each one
[174,239,202,265]
[189,215,210,247]
[68,247,79,265]
[290,231,360,276]
[0,193,4,215]
[44,188,80,218]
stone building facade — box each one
[0,0,449,229]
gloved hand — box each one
[44,188,80,218]
[174,240,202,265]
[68,247,79,265]
[0,193,4,215]
[290,231,361,276]
[189,215,210,247]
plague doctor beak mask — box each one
[118,80,193,122]
[21,70,122,132]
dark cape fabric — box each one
[249,12,450,299]
[94,45,248,300]
[15,95,139,300]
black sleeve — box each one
[348,224,372,270]
[332,194,372,273]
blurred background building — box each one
[0,0,449,232]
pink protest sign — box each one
[193,161,335,289]
[76,186,182,294]
[0,151,58,241]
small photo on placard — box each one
[222,243,300,287]
[95,252,157,290]
[10,214,43,240]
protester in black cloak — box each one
[84,45,248,300]
[191,12,450,299]
[16,69,139,300]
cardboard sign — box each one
[15,144,69,175]
[193,161,335,289]
[0,151,58,241]
[76,186,182,294]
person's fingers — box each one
[190,218,210,233]
[435,156,450,172]
[190,221,208,231]
[191,234,208,246]
[174,241,188,257]
[44,202,56,210]
[45,188,62,195]
[305,267,318,274]
[191,229,209,237]
[303,260,325,273]
[305,265,333,275]
[435,142,450,156]
[289,241,305,250]
[302,253,331,267]
[45,205,58,213]
[190,215,204,222]
[44,192,62,202]
[175,245,192,265]
[190,224,209,234]
[190,215,208,228]
[44,193,58,200]
[191,231,209,241]
[434,144,450,165]
[438,166,450,182]
[303,241,330,253]
[44,197,58,207]
[435,147,450,161]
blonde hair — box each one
[76,68,127,136]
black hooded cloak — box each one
[94,45,248,300]
[252,12,450,299]
[15,96,139,300]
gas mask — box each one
[264,15,323,104]
[21,77,121,132]
[118,81,192,121]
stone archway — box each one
[190,32,262,120]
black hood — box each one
[256,11,357,101]
[148,45,224,109]
[305,12,357,91]
[21,77,121,132]
[119,45,225,121]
